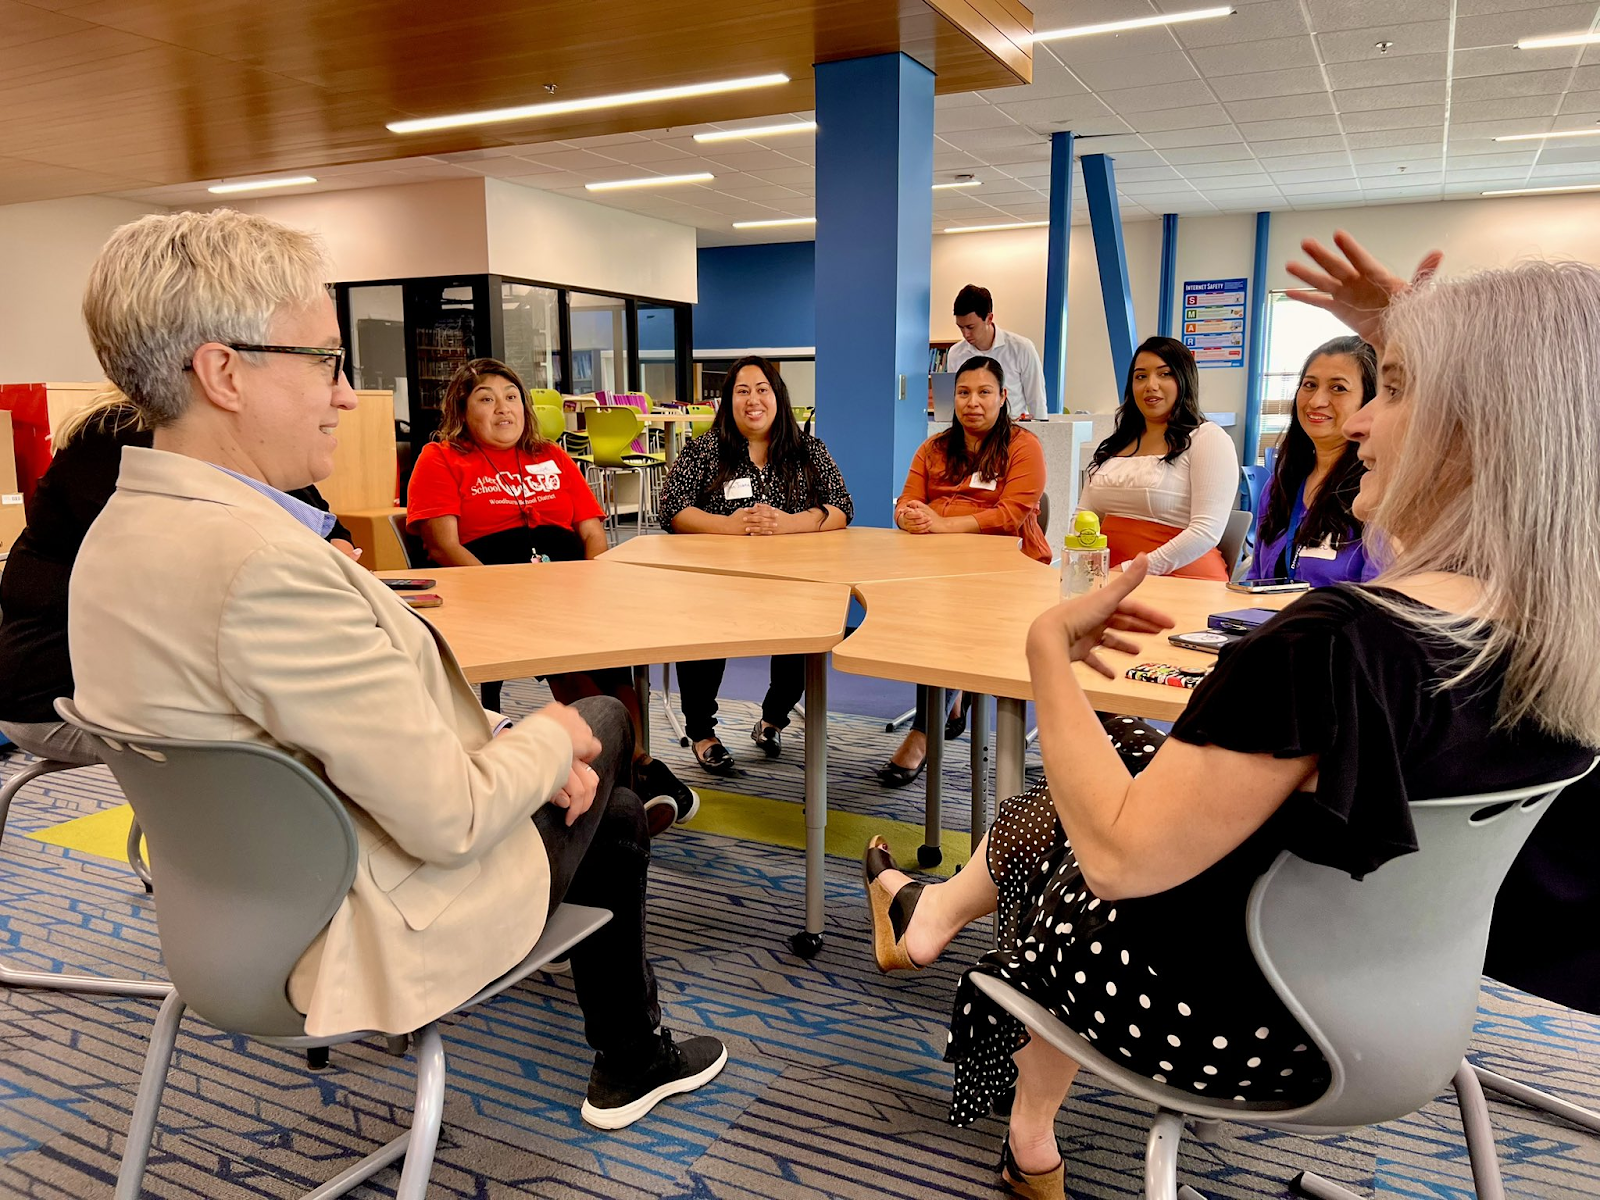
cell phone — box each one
[402,593,443,609]
[1168,629,1238,654]
[383,578,436,590]
[1126,663,1209,689]
[1225,578,1310,594]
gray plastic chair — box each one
[0,756,165,998]
[1218,508,1252,581]
[56,699,611,1200]
[974,764,1596,1200]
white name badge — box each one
[1300,544,1338,561]
[968,473,997,491]
[526,460,560,477]
[723,477,754,501]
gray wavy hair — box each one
[82,209,330,426]
[1372,260,1600,745]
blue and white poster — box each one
[1181,278,1246,369]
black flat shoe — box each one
[693,739,738,776]
[875,759,926,788]
[945,692,974,741]
[862,836,925,973]
[751,720,781,758]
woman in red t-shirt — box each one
[406,358,697,832]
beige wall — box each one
[0,195,162,382]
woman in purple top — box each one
[1247,335,1380,587]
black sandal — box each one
[998,1136,1066,1200]
[875,759,926,788]
[693,739,738,776]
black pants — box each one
[465,525,589,715]
[531,695,660,1061]
[909,686,972,735]
[676,655,805,743]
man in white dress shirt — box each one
[946,284,1049,419]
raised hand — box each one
[1284,229,1442,349]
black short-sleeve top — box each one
[1171,585,1597,880]
[657,431,854,531]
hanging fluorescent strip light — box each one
[732,217,816,229]
[388,73,790,134]
[1032,6,1233,44]
[933,180,982,190]
[695,121,817,143]
[207,175,318,194]
[943,220,1048,233]
[1516,30,1600,50]
[1481,183,1600,196]
[586,172,714,191]
[1494,126,1600,142]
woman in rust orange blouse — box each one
[879,356,1050,786]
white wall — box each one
[0,196,163,382]
[485,179,698,303]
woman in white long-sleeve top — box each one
[1078,336,1238,580]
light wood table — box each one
[835,572,1299,860]
[603,525,1039,584]
[640,411,705,462]
[378,559,851,956]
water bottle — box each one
[1061,510,1109,599]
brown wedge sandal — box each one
[862,836,926,973]
[999,1137,1066,1200]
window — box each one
[501,282,562,393]
[1255,292,1351,465]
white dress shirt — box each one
[947,325,1048,419]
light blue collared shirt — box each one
[212,466,336,538]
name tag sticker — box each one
[1300,544,1338,560]
[723,477,754,501]
[968,473,997,491]
[0,494,20,507]
[526,460,560,477]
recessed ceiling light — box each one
[207,175,318,194]
[388,73,790,134]
[1481,183,1600,196]
[942,221,1049,234]
[1516,30,1600,50]
[1031,6,1233,44]
[933,180,982,190]
[1494,125,1600,142]
[585,172,715,192]
[694,121,817,143]
[732,217,816,229]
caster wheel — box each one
[679,736,690,747]
[306,1047,330,1070]
[990,1083,1015,1118]
[142,882,154,894]
[917,844,943,868]
[789,930,824,959]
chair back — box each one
[1218,508,1251,579]
[55,699,359,1038]
[585,407,649,467]
[532,404,565,443]
[686,403,715,438]
[1037,492,1051,538]
[792,405,815,434]
[527,387,561,408]
[1239,464,1269,540]
[1247,766,1595,1128]
[601,393,653,453]
[388,512,430,570]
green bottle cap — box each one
[1064,509,1108,552]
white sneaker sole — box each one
[675,787,701,824]
[579,1045,728,1130]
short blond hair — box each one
[82,209,330,426]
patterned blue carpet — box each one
[0,679,1596,1199]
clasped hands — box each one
[732,503,803,536]
[896,499,952,535]
[530,702,604,826]
[1026,555,1175,680]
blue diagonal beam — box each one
[1043,130,1075,415]
[1081,153,1138,383]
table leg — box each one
[968,693,991,855]
[996,698,1027,803]
[920,685,945,868]
[631,664,651,759]
[791,652,829,959]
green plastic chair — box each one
[792,405,815,435]
[527,387,561,408]
[686,404,715,439]
[532,404,565,443]
[585,407,666,542]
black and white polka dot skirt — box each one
[944,718,1331,1127]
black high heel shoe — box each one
[875,759,926,788]
[944,692,975,741]
[862,836,925,972]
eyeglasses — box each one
[184,343,347,384]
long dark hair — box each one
[436,357,546,454]
[938,356,1015,484]
[710,355,822,510]
[1090,336,1203,471]
[1258,335,1377,552]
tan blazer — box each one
[69,447,573,1037]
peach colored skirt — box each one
[1103,515,1228,581]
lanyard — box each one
[1283,485,1306,580]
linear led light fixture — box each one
[732,216,816,229]
[388,73,790,134]
[933,180,982,190]
[1482,183,1600,196]
[1516,30,1600,50]
[207,175,318,194]
[943,220,1048,233]
[1032,5,1233,44]
[695,121,817,143]
[586,172,714,191]
[1494,125,1600,142]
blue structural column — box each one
[1080,153,1138,384]
[814,55,934,527]
[1242,210,1271,466]
[1157,214,1178,338]
[1042,130,1074,415]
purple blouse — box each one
[1247,484,1380,587]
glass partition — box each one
[636,302,679,405]
[568,291,629,395]
[501,281,562,393]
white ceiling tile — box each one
[1454,5,1600,51]
[934,105,1023,134]
[1190,36,1323,76]
[1452,44,1582,79]
[1141,126,1245,149]
[1452,96,1565,126]
[1305,0,1451,31]
[1210,67,1332,102]
[1448,117,1564,140]
[1251,134,1352,156]
[1444,150,1541,168]
[1112,165,1185,182]
[936,92,992,109]
[1535,144,1600,165]
[600,141,704,166]
[1203,187,1289,204]
[940,125,1047,152]
[1558,93,1600,116]
[1277,180,1360,196]
[1116,181,1200,198]
[697,148,801,172]
[1333,81,1448,112]
[1346,127,1447,148]
[1443,166,1538,181]
[1130,105,1233,133]
[1455,0,1580,16]
[934,147,986,170]
[1270,166,1358,184]
[712,182,806,201]
[1249,151,1348,170]
[1325,52,1447,89]
[1071,52,1200,92]
[1358,168,1443,183]
[1316,21,1450,64]
[1179,159,1271,178]
[993,96,1124,128]
[1063,134,1150,154]
[1449,68,1573,101]
[747,166,815,187]
[1173,4,1311,46]
[1340,105,1446,133]
[519,148,622,171]
[1046,25,1185,65]
[1238,115,1345,141]
[1094,86,1224,116]
[1286,192,1370,208]
[1574,66,1600,89]
[1348,143,1443,163]
[1158,143,1259,165]
[1100,150,1171,169]
[1222,93,1337,123]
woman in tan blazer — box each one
[66,209,724,1131]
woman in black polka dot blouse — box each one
[861,242,1600,1200]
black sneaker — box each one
[580,1030,728,1129]
[638,757,700,836]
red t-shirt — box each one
[406,440,603,544]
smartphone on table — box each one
[402,593,443,609]
[383,578,436,590]
[1225,578,1309,595]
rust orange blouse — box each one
[898,427,1051,563]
